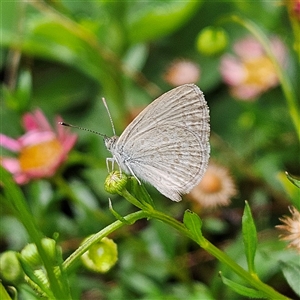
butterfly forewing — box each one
[111,84,210,201]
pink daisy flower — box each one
[220,36,287,100]
[1,109,77,184]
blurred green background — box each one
[1,1,299,299]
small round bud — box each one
[104,171,128,195]
[81,236,118,273]
[21,238,57,268]
[196,26,228,56]
[0,251,24,283]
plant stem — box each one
[63,210,148,272]
[150,208,290,300]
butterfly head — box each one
[104,136,119,152]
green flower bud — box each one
[0,251,24,284]
[21,238,57,268]
[81,236,118,273]
[196,26,228,56]
[104,171,128,195]
[33,269,49,287]
[24,269,49,298]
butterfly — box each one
[104,84,210,201]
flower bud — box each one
[81,236,118,273]
[20,238,57,268]
[104,171,128,195]
[0,251,24,284]
[196,26,228,56]
[24,269,49,298]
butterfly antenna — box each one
[102,97,116,136]
[58,122,107,138]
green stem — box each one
[63,177,290,299]
[150,209,290,300]
[119,187,290,300]
[220,14,300,141]
[63,210,148,272]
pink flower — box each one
[1,109,77,184]
[163,59,201,86]
[220,36,287,100]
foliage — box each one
[1,1,299,299]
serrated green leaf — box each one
[183,210,203,241]
[242,201,257,274]
[279,260,300,296]
[220,272,268,299]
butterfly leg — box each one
[106,157,124,179]
[106,157,115,172]
[124,162,141,185]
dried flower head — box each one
[276,206,300,252]
[187,162,237,209]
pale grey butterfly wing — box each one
[110,84,210,201]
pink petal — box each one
[61,134,77,153]
[270,37,287,66]
[231,84,261,100]
[23,112,39,131]
[1,157,29,184]
[33,109,53,131]
[234,36,264,59]
[56,116,78,151]
[0,134,21,152]
[1,157,21,173]
[25,167,56,179]
[220,55,246,86]
[14,173,30,185]
[18,131,56,147]
[56,115,67,140]
[22,109,52,132]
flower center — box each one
[243,56,277,87]
[19,139,63,173]
[199,172,222,193]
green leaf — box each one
[0,167,70,299]
[127,1,202,43]
[15,69,32,112]
[242,201,257,274]
[277,172,300,210]
[183,210,203,241]
[286,172,300,189]
[279,260,300,296]
[129,177,155,209]
[109,199,131,225]
[0,281,13,300]
[219,272,268,299]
